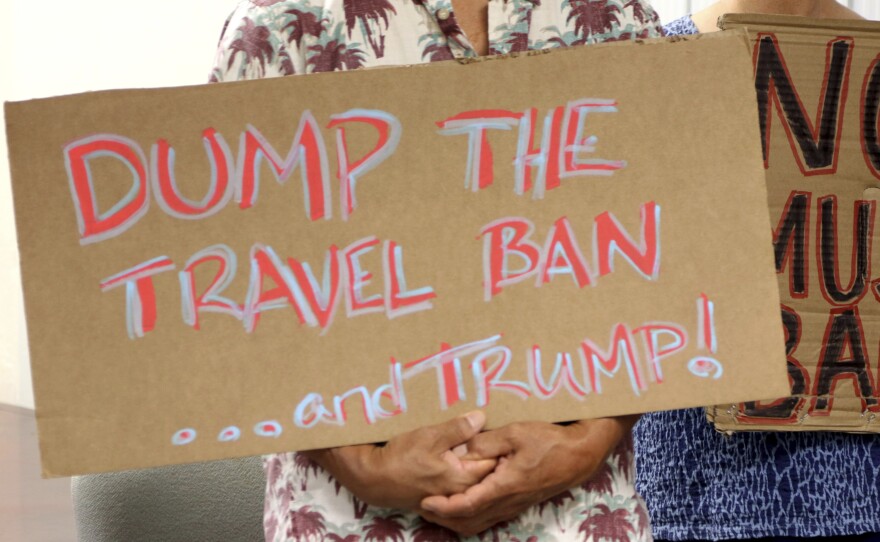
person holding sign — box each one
[211,0,662,540]
[635,2,880,542]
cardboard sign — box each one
[708,15,880,433]
[6,31,789,477]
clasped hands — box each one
[302,411,636,537]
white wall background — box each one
[1,0,878,409]
[0,0,240,409]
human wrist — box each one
[565,417,633,482]
[571,415,638,442]
[615,413,641,431]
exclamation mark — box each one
[698,293,717,353]
[688,294,723,380]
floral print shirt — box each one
[211,1,662,540]
[210,0,662,81]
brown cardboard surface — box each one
[709,15,880,433]
[6,31,789,477]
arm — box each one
[419,415,639,536]
[302,411,497,511]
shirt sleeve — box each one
[620,0,665,39]
[209,0,320,83]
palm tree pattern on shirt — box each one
[212,1,661,540]
[211,0,661,80]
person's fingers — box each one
[427,411,486,451]
[458,457,498,479]
[439,448,496,485]
[461,428,514,460]
[447,456,498,485]
[420,493,468,518]
[421,470,506,517]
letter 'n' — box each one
[754,34,853,175]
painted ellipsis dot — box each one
[688,356,723,380]
[218,426,241,442]
[254,420,283,438]
[171,428,197,446]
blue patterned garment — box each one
[634,19,880,541]
[635,409,880,539]
[663,14,698,36]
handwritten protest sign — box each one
[708,16,880,434]
[6,31,789,477]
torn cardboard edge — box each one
[720,13,880,34]
[707,403,879,434]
